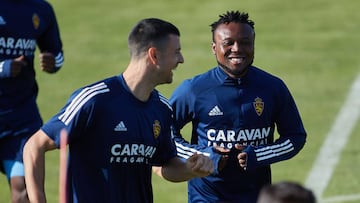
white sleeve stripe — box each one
[60,89,109,125]
[55,52,63,60]
[256,142,293,157]
[176,147,195,157]
[59,83,107,121]
[256,147,294,161]
[175,142,210,158]
[58,83,107,122]
[55,52,64,67]
[175,142,198,153]
[0,61,4,73]
[158,94,172,111]
[254,139,291,152]
[58,83,109,125]
[254,139,295,161]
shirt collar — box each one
[215,66,248,86]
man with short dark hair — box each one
[257,181,316,203]
[23,18,214,203]
[163,10,307,202]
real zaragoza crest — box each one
[153,120,161,139]
[253,97,264,116]
[32,13,40,30]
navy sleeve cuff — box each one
[0,60,12,78]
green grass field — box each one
[1,0,359,202]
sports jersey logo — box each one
[153,120,161,139]
[208,105,223,116]
[253,97,264,116]
[32,13,40,29]
[114,121,127,131]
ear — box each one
[148,47,158,65]
[211,42,216,54]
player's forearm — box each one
[161,155,214,182]
[160,157,194,182]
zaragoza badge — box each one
[253,97,264,116]
[153,120,161,139]
[32,13,40,30]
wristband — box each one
[0,59,12,78]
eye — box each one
[240,40,252,46]
[222,40,234,46]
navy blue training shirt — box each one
[171,66,306,202]
[0,0,64,111]
[42,75,177,203]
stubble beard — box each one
[217,61,252,79]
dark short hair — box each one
[210,10,255,42]
[259,181,316,203]
[128,18,180,57]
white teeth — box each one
[230,58,243,63]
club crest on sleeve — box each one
[32,13,40,29]
[153,120,161,139]
[253,97,264,116]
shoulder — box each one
[28,0,54,9]
[153,90,173,112]
[248,67,294,102]
[177,68,219,93]
[26,0,56,18]
[249,66,287,87]
[69,76,118,105]
[58,77,121,124]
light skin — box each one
[23,34,213,203]
[8,176,29,203]
[211,22,255,170]
[123,34,184,101]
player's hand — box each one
[213,144,230,171]
[10,55,27,77]
[234,144,247,170]
[39,52,56,73]
[186,153,214,177]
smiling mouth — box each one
[229,57,245,64]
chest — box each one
[0,3,49,40]
[195,84,276,127]
[78,98,169,154]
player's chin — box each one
[159,77,173,85]
[166,77,173,84]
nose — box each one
[231,42,240,52]
[178,53,184,64]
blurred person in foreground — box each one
[0,0,64,202]
[257,181,316,203]
[23,18,213,203]
[154,10,307,203]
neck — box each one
[122,62,155,102]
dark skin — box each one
[211,22,255,170]
[10,55,27,77]
[7,52,56,203]
[10,52,57,77]
[211,22,255,78]
[39,52,57,73]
